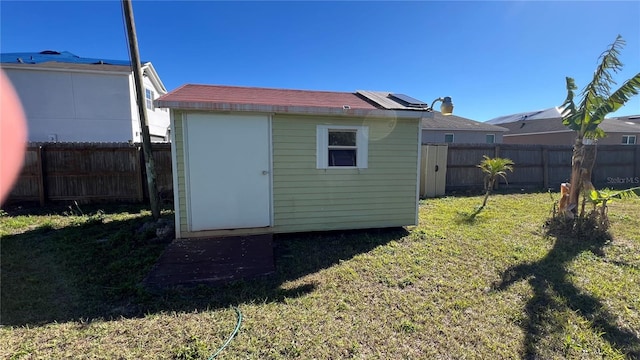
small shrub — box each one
[172,335,210,360]
[544,211,610,244]
[547,186,638,242]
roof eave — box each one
[503,129,572,137]
[155,101,431,119]
[422,126,509,132]
[0,62,132,74]
[141,62,167,94]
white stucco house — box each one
[0,50,170,142]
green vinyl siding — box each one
[172,111,188,236]
[272,114,419,233]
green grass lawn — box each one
[1,193,639,359]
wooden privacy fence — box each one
[8,143,172,205]
[425,143,640,196]
[8,142,640,204]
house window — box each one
[486,134,495,144]
[622,135,636,145]
[444,133,454,143]
[145,88,154,110]
[316,125,368,169]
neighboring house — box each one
[356,90,508,144]
[421,112,507,144]
[486,107,564,125]
[0,50,170,142]
[157,84,440,239]
[487,107,640,145]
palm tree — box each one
[478,155,514,209]
[560,35,640,218]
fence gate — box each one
[420,144,448,198]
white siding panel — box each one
[4,68,133,142]
[143,75,170,140]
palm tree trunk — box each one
[567,137,584,216]
[580,144,597,217]
[481,179,493,208]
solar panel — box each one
[388,93,428,107]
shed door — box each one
[420,144,448,198]
[185,113,270,231]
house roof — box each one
[1,61,132,73]
[157,85,508,128]
[486,107,564,124]
[160,84,378,109]
[422,113,508,132]
[488,107,640,136]
[499,118,570,136]
[0,50,140,66]
[156,84,434,118]
[609,115,640,124]
[501,116,640,136]
[596,118,640,133]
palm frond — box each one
[578,35,625,115]
[560,77,578,120]
[497,172,510,185]
[561,77,586,132]
[589,186,640,204]
[591,72,640,121]
[562,35,634,138]
[584,127,607,140]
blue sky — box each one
[1,1,639,121]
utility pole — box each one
[122,0,160,220]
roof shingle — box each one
[158,84,379,110]
[500,117,640,135]
[0,50,139,66]
[422,113,508,132]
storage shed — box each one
[156,84,435,239]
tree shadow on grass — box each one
[493,230,640,358]
[454,206,485,224]
[1,206,405,326]
[1,208,168,326]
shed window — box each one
[444,133,454,143]
[329,130,357,166]
[317,125,368,169]
[486,134,495,144]
[145,88,154,110]
[622,135,636,145]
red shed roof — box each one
[157,84,378,110]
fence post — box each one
[542,146,549,190]
[494,145,501,189]
[135,145,144,202]
[420,145,426,198]
[635,146,640,182]
[37,145,46,206]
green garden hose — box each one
[208,306,243,359]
